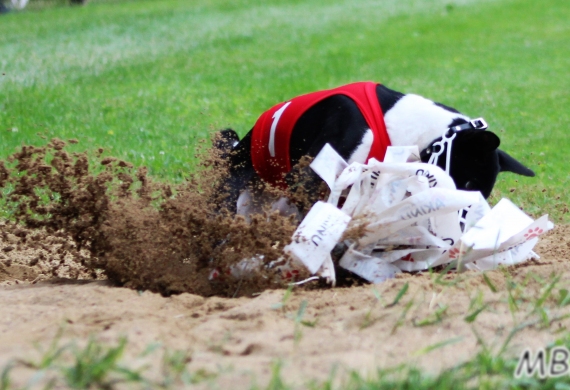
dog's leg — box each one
[214,129,240,159]
[215,131,256,214]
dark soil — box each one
[0,138,306,297]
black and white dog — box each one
[215,82,534,214]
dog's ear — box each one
[498,150,535,177]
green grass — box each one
[3,332,570,389]
[0,334,211,389]
[1,0,570,388]
[1,0,569,219]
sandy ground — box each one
[1,224,569,388]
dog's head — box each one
[420,127,535,198]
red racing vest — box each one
[251,82,390,187]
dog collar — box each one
[449,118,488,132]
[426,117,488,175]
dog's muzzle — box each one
[426,117,488,174]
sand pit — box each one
[1,226,570,388]
[0,140,569,387]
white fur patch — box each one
[236,189,256,219]
[384,94,470,151]
[237,188,301,223]
[348,129,373,164]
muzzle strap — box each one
[427,130,456,175]
[427,117,488,175]
[449,118,488,132]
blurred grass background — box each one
[0,0,568,219]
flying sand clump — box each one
[0,138,307,297]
